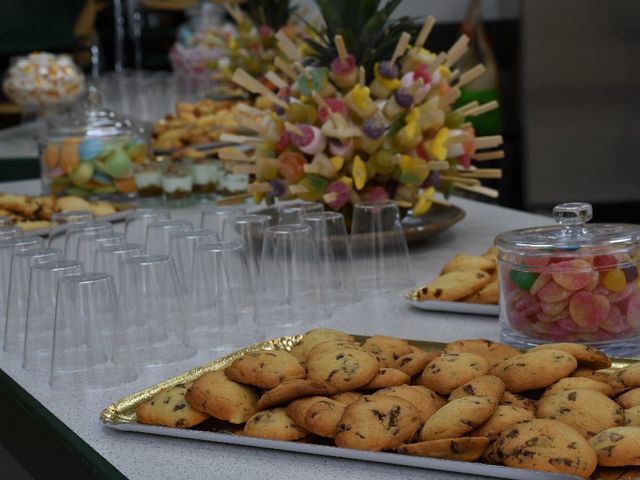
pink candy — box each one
[550,259,593,291]
[569,291,610,329]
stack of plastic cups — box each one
[200,205,246,240]
[0,225,23,240]
[124,208,170,245]
[76,232,125,271]
[226,214,271,286]
[48,210,95,248]
[64,220,113,259]
[278,202,324,225]
[94,244,145,293]
[168,229,216,292]
[0,216,13,227]
[145,219,193,255]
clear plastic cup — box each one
[23,260,83,372]
[0,236,44,337]
[0,225,23,240]
[350,200,413,295]
[49,273,138,390]
[118,255,196,366]
[189,241,258,350]
[4,247,63,354]
[0,216,13,227]
[48,210,95,247]
[76,232,125,271]
[227,214,271,282]
[168,229,216,292]
[64,220,113,258]
[200,205,246,240]
[94,243,145,293]
[145,219,193,255]
[279,202,324,225]
[302,211,359,307]
[124,208,170,245]
[258,224,327,335]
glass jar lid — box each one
[495,202,640,257]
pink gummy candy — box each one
[620,291,640,329]
[608,282,636,303]
[536,310,569,324]
[540,298,570,317]
[550,259,593,291]
[530,272,552,295]
[569,291,610,329]
[600,305,626,334]
[584,271,600,291]
[593,254,618,269]
[537,281,574,303]
[514,293,539,312]
[557,316,600,334]
[531,320,571,340]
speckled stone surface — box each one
[0,181,556,479]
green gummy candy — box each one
[509,269,539,291]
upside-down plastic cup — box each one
[76,231,125,271]
[350,200,413,295]
[189,242,259,350]
[23,260,83,372]
[124,208,170,245]
[94,243,145,293]
[118,255,196,366]
[145,219,193,255]
[49,273,138,390]
[48,210,95,248]
[0,236,44,337]
[257,224,326,336]
[64,220,113,258]
[302,211,359,308]
[279,202,324,225]
[168,229,216,292]
[227,214,271,283]
[200,205,246,240]
[0,225,23,240]
[0,216,13,227]
[3,247,63,355]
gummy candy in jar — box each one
[495,202,640,356]
[39,88,148,197]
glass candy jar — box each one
[39,89,148,197]
[495,202,640,355]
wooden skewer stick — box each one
[427,52,447,75]
[223,1,245,24]
[444,34,470,68]
[217,147,250,161]
[265,71,288,89]
[472,150,505,161]
[235,103,267,117]
[220,133,264,144]
[276,30,301,62]
[456,64,486,88]
[455,101,479,115]
[233,165,258,175]
[458,169,503,179]
[284,122,304,136]
[237,116,266,135]
[459,122,472,129]
[358,66,365,87]
[275,56,298,80]
[444,132,472,146]
[474,135,504,150]
[231,69,288,109]
[426,161,450,171]
[289,185,310,194]
[394,200,413,208]
[413,15,436,52]
[216,192,252,205]
[406,77,424,95]
[448,69,460,82]
[465,100,499,117]
[441,175,481,186]
[248,182,273,194]
[455,183,499,199]
[312,91,338,127]
[391,32,411,63]
[439,87,461,107]
[334,35,349,62]
[323,192,338,204]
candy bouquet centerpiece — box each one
[218,0,504,220]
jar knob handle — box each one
[553,202,593,226]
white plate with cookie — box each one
[407,298,499,316]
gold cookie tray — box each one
[100,334,639,480]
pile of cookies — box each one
[152,99,243,152]
[0,193,117,231]
[136,329,640,478]
[414,247,499,305]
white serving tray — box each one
[408,299,499,316]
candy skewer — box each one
[444,132,472,146]
[265,71,288,89]
[358,67,366,87]
[391,32,412,63]
[220,133,265,144]
[454,183,499,198]
[427,161,451,171]
[216,192,252,205]
[284,122,304,136]
[312,91,339,128]
[441,175,481,186]
[427,52,447,74]
[444,35,470,68]
[275,56,298,80]
[334,35,349,62]
[235,103,268,116]
[458,168,503,179]
[465,100,499,117]
[231,69,288,109]
[455,64,486,88]
[248,182,273,194]
[455,101,480,115]
[233,164,258,175]
[474,135,504,150]
[472,150,505,161]
[413,15,436,52]
[276,30,302,62]
[439,87,461,106]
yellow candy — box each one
[373,64,401,90]
[438,65,452,79]
[413,186,436,216]
[426,127,449,161]
[395,108,421,148]
[352,155,367,191]
[350,85,372,112]
[339,176,353,189]
[330,156,344,171]
[398,155,430,185]
[603,269,627,292]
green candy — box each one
[104,148,133,179]
[509,269,539,291]
[69,163,94,186]
[445,111,465,129]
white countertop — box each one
[0,181,556,479]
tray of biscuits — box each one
[101,329,640,480]
[407,247,499,316]
[0,193,133,234]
